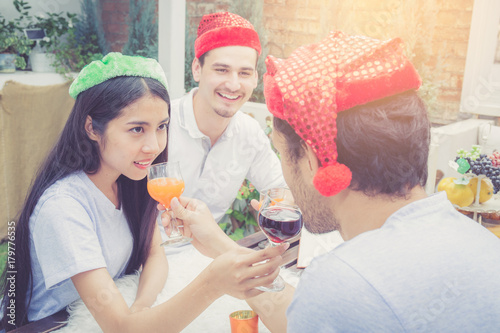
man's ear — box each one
[85,116,99,141]
[304,143,320,177]
[192,58,201,83]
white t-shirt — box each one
[168,88,286,222]
[27,171,133,321]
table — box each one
[9,231,301,332]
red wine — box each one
[259,207,302,243]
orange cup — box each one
[229,310,259,333]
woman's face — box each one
[93,93,169,181]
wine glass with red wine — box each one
[256,187,303,292]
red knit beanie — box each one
[194,12,261,59]
[264,31,421,197]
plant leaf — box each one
[246,213,258,226]
[229,228,245,241]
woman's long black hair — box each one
[0,76,170,330]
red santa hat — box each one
[194,12,261,59]
[264,31,421,197]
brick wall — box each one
[186,0,475,124]
[186,0,231,30]
[100,0,133,52]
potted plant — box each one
[27,11,77,72]
[0,1,33,72]
[28,0,105,78]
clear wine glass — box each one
[147,161,192,247]
[256,187,303,292]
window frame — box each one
[461,0,500,117]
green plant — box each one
[75,0,108,54]
[48,0,104,77]
[29,12,77,50]
[122,0,158,59]
[220,180,261,241]
[220,116,277,241]
[184,13,197,93]
[51,29,103,78]
[0,0,33,69]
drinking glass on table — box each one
[147,161,192,247]
[256,187,303,292]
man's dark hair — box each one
[198,52,207,66]
[273,90,430,197]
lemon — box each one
[437,177,455,192]
[446,184,475,207]
[438,177,475,207]
[467,178,494,203]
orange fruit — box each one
[468,177,494,204]
[438,177,475,207]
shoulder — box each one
[37,171,93,205]
[295,251,372,292]
[233,112,267,138]
[294,252,383,301]
[31,172,98,224]
[287,252,402,331]
[38,172,84,199]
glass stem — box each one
[166,208,182,238]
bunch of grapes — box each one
[468,155,500,194]
[455,145,500,194]
[489,151,500,167]
[457,145,481,160]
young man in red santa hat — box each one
[166,30,500,332]
[167,12,286,224]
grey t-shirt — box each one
[27,171,133,321]
[288,192,500,332]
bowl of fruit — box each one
[437,145,500,219]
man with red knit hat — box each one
[167,30,500,332]
[167,12,285,224]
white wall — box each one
[1,0,81,21]
[158,0,186,100]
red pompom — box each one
[313,163,352,196]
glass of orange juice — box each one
[147,161,192,247]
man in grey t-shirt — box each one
[172,31,500,332]
[242,31,500,332]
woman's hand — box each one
[159,197,239,258]
[201,242,290,300]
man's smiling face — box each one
[192,45,258,119]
